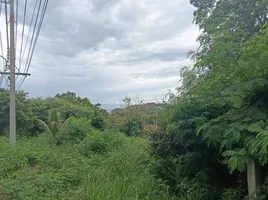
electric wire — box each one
[15,0,18,58]
[0,0,49,90]
[17,0,38,88]
[15,0,27,82]
[14,0,19,82]
[25,0,48,74]
[23,0,42,74]
[20,0,37,69]
[18,0,27,71]
[2,0,9,89]
[4,0,9,51]
[0,2,5,87]
[18,0,49,89]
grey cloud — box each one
[127,48,188,64]
[16,0,199,109]
[35,0,123,57]
[133,66,183,79]
[91,0,119,11]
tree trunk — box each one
[247,159,260,199]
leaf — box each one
[37,119,51,134]
[248,123,264,133]
[222,149,248,173]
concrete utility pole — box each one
[9,0,16,144]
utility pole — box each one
[9,0,16,144]
[0,0,31,144]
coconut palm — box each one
[37,109,63,140]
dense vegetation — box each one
[0,91,172,199]
[1,0,268,199]
[0,133,175,199]
[150,0,268,199]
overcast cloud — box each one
[2,0,200,109]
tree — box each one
[37,109,62,141]
[55,91,94,107]
[123,96,131,107]
[195,27,268,198]
[0,90,35,136]
[153,0,268,198]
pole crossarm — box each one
[0,72,31,76]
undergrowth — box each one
[0,132,176,200]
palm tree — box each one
[37,109,62,140]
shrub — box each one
[59,117,91,144]
[0,132,176,200]
[0,90,35,137]
[120,120,142,136]
[79,130,109,155]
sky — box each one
[1,0,200,110]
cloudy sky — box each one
[1,0,199,109]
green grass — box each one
[0,132,177,200]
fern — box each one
[247,130,268,165]
[222,149,248,173]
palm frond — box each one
[37,119,51,134]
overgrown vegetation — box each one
[2,0,268,199]
[149,0,268,199]
[0,91,173,199]
[0,132,176,199]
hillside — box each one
[111,102,168,115]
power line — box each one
[3,0,10,89]
[0,1,9,89]
[16,0,38,87]
[4,0,9,50]
[18,0,49,89]
[18,0,27,71]
[0,0,50,143]
[15,0,18,56]
[0,2,5,87]
[23,0,42,74]
[19,0,37,70]
[25,0,48,74]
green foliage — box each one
[150,101,234,199]
[79,131,133,156]
[91,108,107,130]
[30,93,94,122]
[108,102,166,136]
[151,2,268,199]
[120,120,142,136]
[2,1,268,199]
[0,133,176,200]
[59,117,92,144]
[30,92,107,134]
[79,130,110,155]
[222,149,248,173]
[55,91,93,107]
[37,109,62,142]
[0,90,35,136]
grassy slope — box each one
[0,132,177,200]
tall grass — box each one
[0,132,177,200]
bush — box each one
[58,117,91,144]
[79,130,109,155]
[0,133,176,200]
[79,130,126,156]
[120,120,142,136]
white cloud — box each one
[0,0,200,109]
